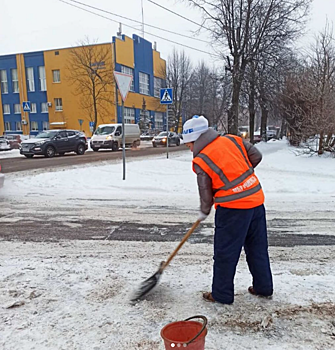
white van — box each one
[90,123,141,151]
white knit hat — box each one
[182,115,209,143]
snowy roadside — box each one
[0,141,155,159]
[0,240,334,350]
[1,139,335,228]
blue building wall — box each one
[24,51,48,134]
[133,34,154,96]
[0,54,21,133]
[0,51,49,134]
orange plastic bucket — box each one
[161,315,207,349]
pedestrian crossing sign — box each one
[22,101,31,112]
[160,88,173,104]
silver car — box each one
[0,138,11,151]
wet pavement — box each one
[1,210,334,247]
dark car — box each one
[20,130,88,158]
[152,131,180,147]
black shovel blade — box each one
[130,262,164,302]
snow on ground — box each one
[1,241,334,349]
[1,139,335,349]
[0,149,21,159]
[1,138,335,225]
[0,141,155,159]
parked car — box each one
[152,131,180,147]
[252,126,280,143]
[267,125,280,139]
[0,164,4,188]
[3,134,22,149]
[0,138,11,151]
[253,130,262,143]
[140,132,154,141]
[20,130,88,158]
[90,123,141,151]
[238,126,249,139]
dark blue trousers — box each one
[211,204,273,304]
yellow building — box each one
[0,34,167,136]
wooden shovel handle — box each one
[162,220,200,271]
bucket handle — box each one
[183,315,208,345]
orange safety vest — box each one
[193,135,264,209]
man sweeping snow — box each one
[182,115,273,304]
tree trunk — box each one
[92,83,98,133]
[259,90,268,142]
[228,82,240,135]
[260,104,268,142]
[325,132,334,150]
[330,133,335,148]
[248,66,256,143]
[318,131,324,155]
[280,119,286,139]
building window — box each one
[155,112,164,130]
[31,103,37,113]
[139,72,150,95]
[55,51,59,56]
[54,98,63,111]
[39,66,47,91]
[26,67,35,92]
[31,121,38,131]
[3,104,10,114]
[5,122,11,131]
[0,70,8,94]
[52,70,61,83]
[43,121,49,130]
[124,107,135,124]
[11,69,19,93]
[14,104,21,114]
[41,102,48,113]
[16,122,22,131]
[121,66,134,91]
[154,77,164,98]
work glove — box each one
[197,211,208,222]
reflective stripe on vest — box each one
[197,152,254,191]
[214,183,262,204]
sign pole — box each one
[122,100,126,181]
[113,71,133,181]
[160,88,173,160]
[166,106,169,159]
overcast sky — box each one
[0,0,334,65]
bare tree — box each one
[309,23,335,154]
[278,24,335,154]
[166,49,193,132]
[187,0,311,134]
[187,61,211,116]
[205,68,231,131]
[67,38,115,133]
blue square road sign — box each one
[160,88,173,104]
[22,101,31,112]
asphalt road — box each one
[1,142,334,247]
[0,144,186,174]
[1,213,335,247]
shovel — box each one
[130,220,200,302]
